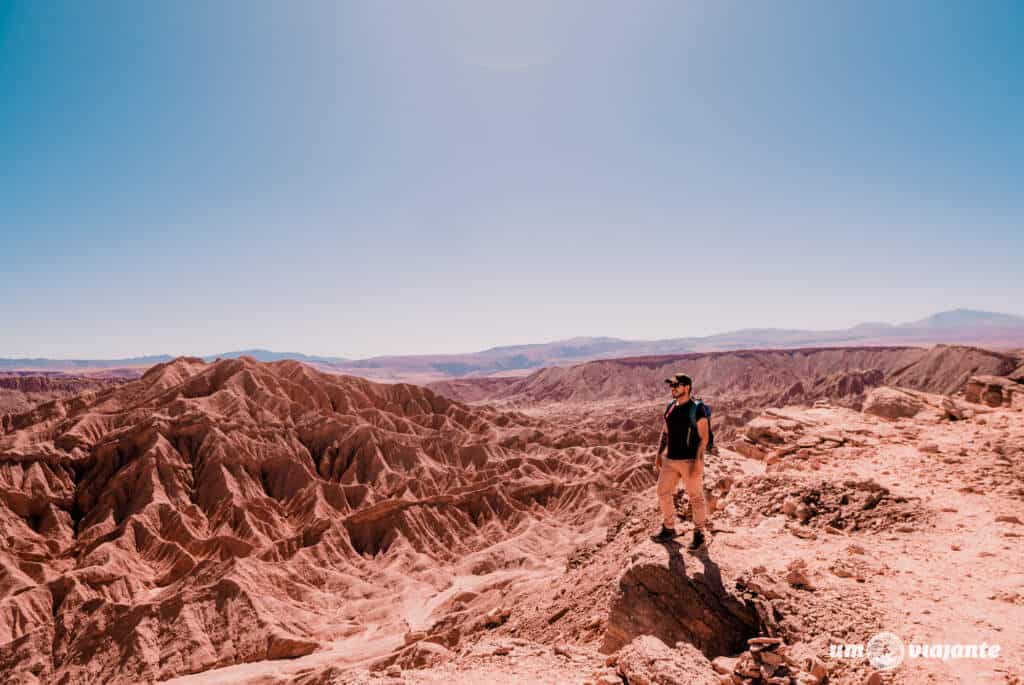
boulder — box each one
[862,387,924,419]
[614,635,719,685]
[266,633,318,659]
[731,439,767,461]
[370,636,455,672]
[964,375,1022,408]
[744,417,792,445]
[395,641,453,669]
[711,656,737,674]
[1009,364,1024,384]
[602,541,760,658]
[941,396,972,421]
[781,497,799,517]
[785,559,815,590]
[483,606,511,627]
[737,570,788,601]
[590,667,625,685]
[805,655,828,680]
[403,630,427,645]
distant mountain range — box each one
[3,309,1023,382]
[0,349,349,372]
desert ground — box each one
[1,346,1022,685]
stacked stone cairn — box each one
[711,636,829,685]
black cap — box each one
[664,373,692,387]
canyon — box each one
[1,345,1022,684]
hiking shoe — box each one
[650,526,677,543]
[687,529,707,551]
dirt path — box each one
[847,413,1024,684]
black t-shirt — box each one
[664,399,708,460]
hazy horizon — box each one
[3,2,1022,358]
[1,307,1021,362]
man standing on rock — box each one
[651,373,709,550]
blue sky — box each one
[2,1,1021,358]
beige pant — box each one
[657,457,707,530]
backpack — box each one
[664,398,715,453]
[689,398,715,452]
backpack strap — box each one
[688,399,704,428]
[664,400,677,420]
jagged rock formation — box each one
[4,348,1023,684]
[289,380,1024,685]
[430,345,1017,451]
[0,356,651,684]
[431,345,1016,406]
[0,372,130,419]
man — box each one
[651,373,710,550]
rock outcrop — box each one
[601,541,760,658]
[964,375,1023,408]
[612,635,719,685]
[886,343,1017,395]
[1009,364,1024,384]
[861,386,924,419]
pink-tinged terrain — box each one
[0,346,1021,684]
[0,372,135,418]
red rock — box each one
[615,635,719,685]
[965,375,1022,408]
[602,543,759,658]
[862,387,924,419]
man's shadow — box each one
[658,538,727,598]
